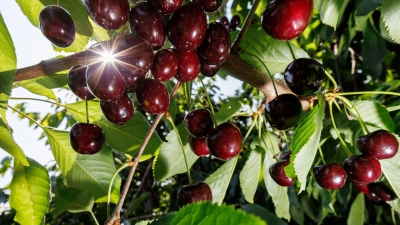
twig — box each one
[348,47,357,91]
[231,0,261,52]
[333,42,343,91]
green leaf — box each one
[65,101,162,158]
[238,28,309,75]
[242,204,288,225]
[53,188,94,217]
[153,124,199,181]
[215,98,242,124]
[316,0,350,29]
[36,73,68,89]
[381,0,400,44]
[149,202,267,225]
[91,19,112,42]
[0,13,17,121]
[17,80,57,100]
[0,117,28,166]
[347,193,364,225]
[15,0,53,27]
[205,157,238,205]
[239,147,262,204]
[362,20,387,78]
[355,0,381,16]
[9,158,50,225]
[127,192,151,213]
[285,95,326,192]
[380,136,400,202]
[136,221,151,225]
[354,100,395,132]
[44,128,121,203]
[388,199,400,213]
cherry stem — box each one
[198,76,217,127]
[9,97,63,107]
[85,100,89,124]
[318,144,327,165]
[336,90,400,98]
[286,41,296,61]
[107,163,129,218]
[8,105,44,129]
[243,114,258,143]
[391,207,396,225]
[324,70,338,92]
[336,96,370,135]
[89,211,100,225]
[184,82,193,111]
[328,101,352,157]
[166,113,193,185]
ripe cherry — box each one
[206,123,242,161]
[356,130,399,160]
[269,161,295,186]
[174,50,200,82]
[368,182,397,201]
[177,181,212,208]
[149,0,183,14]
[265,94,303,130]
[135,78,170,114]
[194,0,222,12]
[100,94,134,125]
[189,136,210,157]
[70,123,105,154]
[200,61,220,77]
[343,154,382,184]
[39,5,75,48]
[313,163,347,190]
[67,65,95,100]
[85,0,129,30]
[151,49,179,82]
[219,16,229,27]
[184,108,214,138]
[197,22,231,65]
[279,150,292,162]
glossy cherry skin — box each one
[129,2,165,49]
[194,0,222,12]
[197,22,231,64]
[167,2,207,52]
[343,154,382,184]
[135,78,170,114]
[100,94,134,125]
[123,75,137,93]
[261,0,313,40]
[151,49,179,82]
[177,181,212,208]
[368,182,397,201]
[184,109,214,138]
[39,5,75,48]
[85,0,129,30]
[67,65,95,100]
[230,15,240,28]
[69,123,105,154]
[313,163,347,190]
[269,161,295,186]
[353,182,370,193]
[284,58,325,96]
[279,150,292,162]
[189,136,210,157]
[206,123,242,161]
[265,94,303,130]
[149,0,183,14]
[220,16,229,27]
[200,61,220,77]
[174,50,200,82]
[86,62,126,101]
[357,130,399,160]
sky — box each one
[0,0,241,189]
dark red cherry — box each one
[219,16,229,27]
[69,123,105,154]
[261,0,313,40]
[184,109,214,138]
[189,136,210,157]
[123,75,137,93]
[151,49,179,82]
[206,123,242,161]
[230,15,240,28]
[85,0,129,30]
[313,163,347,190]
[129,2,165,49]
[265,94,303,130]
[194,0,222,12]
[353,182,370,193]
[135,78,170,114]
[86,62,125,101]
[284,58,325,96]
[365,192,386,205]
[67,65,95,100]
[174,50,200,82]
[39,5,75,48]
[167,2,207,51]
[200,61,220,77]
[269,161,295,186]
[100,94,134,125]
[279,150,292,162]
[343,154,382,184]
[368,182,397,201]
[149,0,183,14]
[197,22,231,65]
[177,181,212,208]
[357,130,399,160]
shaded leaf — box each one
[242,204,288,225]
[215,98,242,124]
[316,0,350,29]
[53,188,94,217]
[347,193,364,225]
[239,147,262,203]
[354,100,395,132]
[0,117,28,166]
[381,0,400,44]
[355,0,381,16]
[362,20,386,78]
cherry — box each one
[261,0,313,40]
[368,182,397,201]
[70,123,105,154]
[353,182,370,193]
[100,94,134,125]
[206,123,242,161]
[356,130,399,160]
[200,61,220,77]
[135,78,170,114]
[279,150,292,162]
[230,15,240,28]
[184,109,214,138]
[189,136,210,157]
[219,16,229,27]
[284,58,325,96]
[149,0,183,14]
[177,181,212,207]
[364,192,386,205]
[269,161,295,186]
[123,75,137,93]
[167,2,207,51]
[265,94,303,130]
[129,2,165,49]
[84,0,129,30]
[67,65,95,100]
[197,22,231,65]
[343,154,382,184]
[174,50,200,82]
[194,0,222,12]
[313,163,347,190]
[151,49,179,82]
[39,5,75,48]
